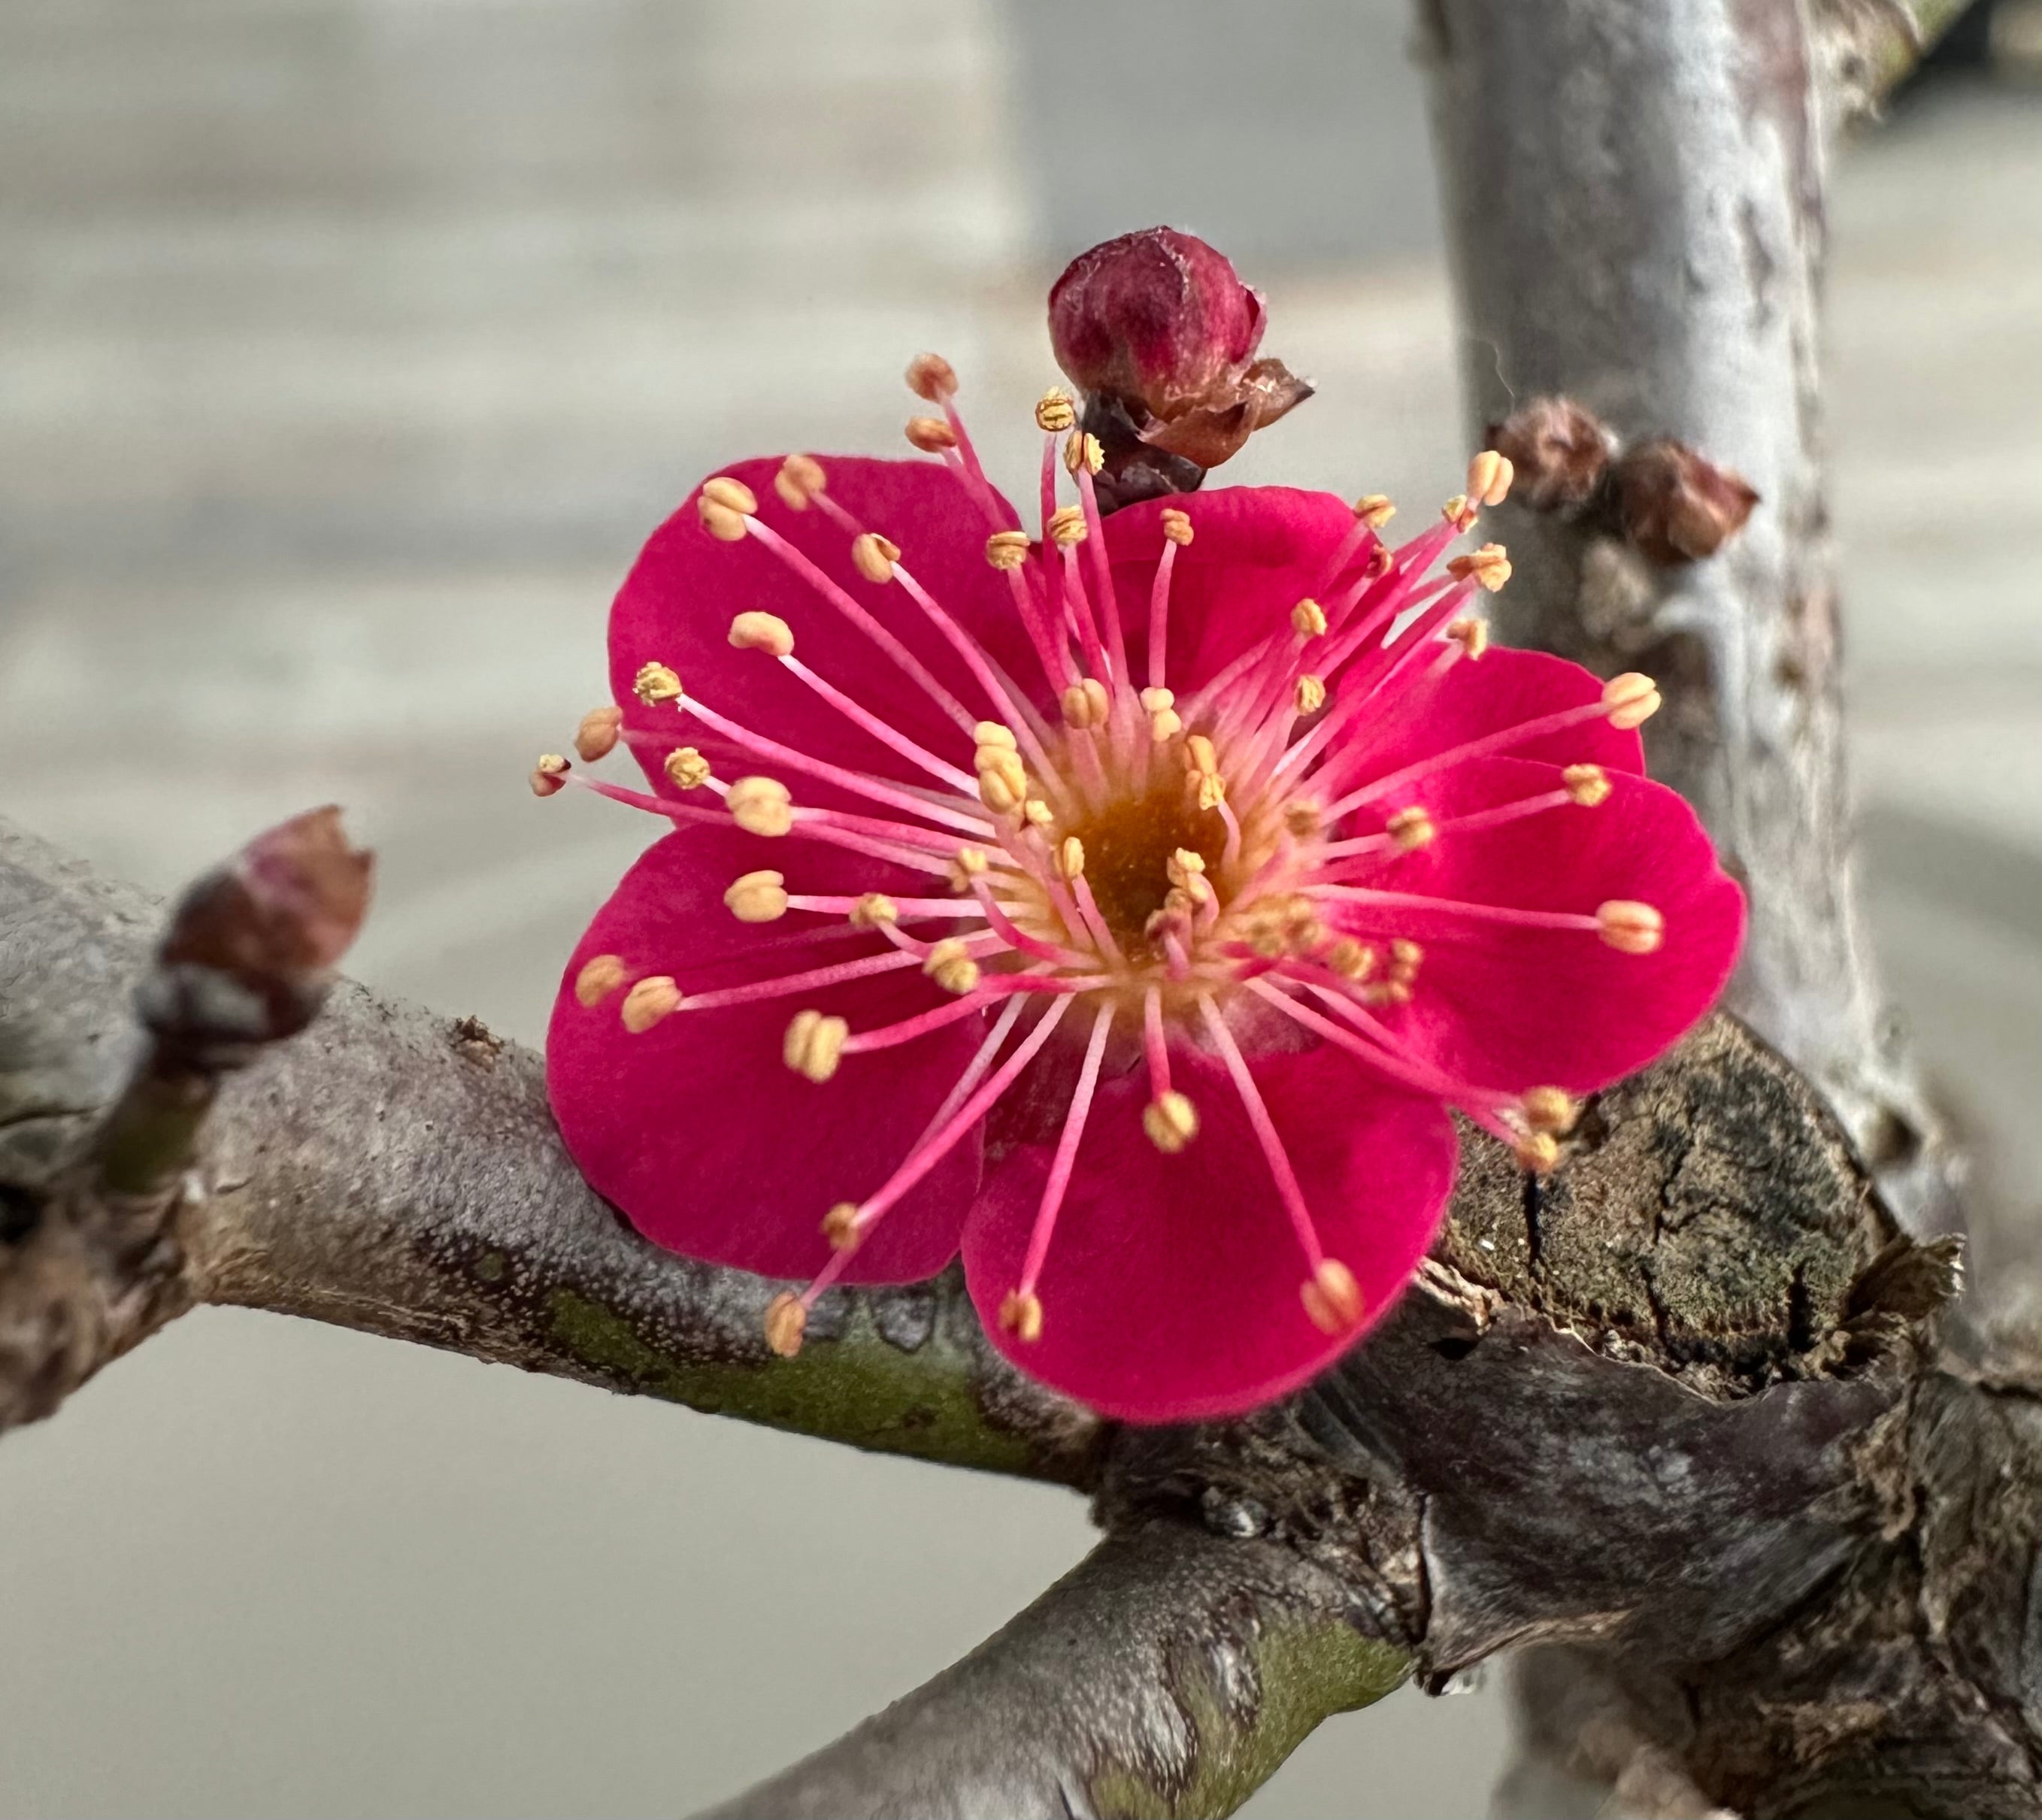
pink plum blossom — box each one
[541,364,1744,1423]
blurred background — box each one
[1,2,2037,1815]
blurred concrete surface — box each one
[0,2,2036,1815]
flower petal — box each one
[610,456,1040,800]
[546,825,982,1283]
[1104,486,1363,692]
[962,1043,1456,1422]
[1332,757,1744,1094]
[1340,646,1647,783]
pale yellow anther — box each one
[904,416,957,453]
[1143,1090,1199,1153]
[728,610,795,657]
[530,753,571,797]
[723,868,789,923]
[1295,674,1327,716]
[1301,1258,1364,1334]
[1446,616,1491,660]
[1442,492,1479,533]
[574,706,623,762]
[852,531,901,584]
[665,746,713,792]
[974,720,1018,751]
[1061,677,1110,730]
[1353,493,1396,529]
[727,776,794,837]
[947,846,989,892]
[822,1203,862,1250]
[1047,504,1087,550]
[1035,389,1076,434]
[999,1289,1044,1343]
[1023,798,1054,828]
[1166,848,1213,905]
[1448,543,1512,592]
[632,662,683,707]
[1149,707,1183,743]
[977,750,1029,815]
[1056,836,1085,881]
[1284,801,1323,839]
[574,953,629,1008]
[1326,937,1375,980]
[1362,979,1414,1007]
[1563,763,1613,807]
[1159,507,1194,546]
[699,501,747,541]
[701,475,758,516]
[762,1292,807,1358]
[620,975,682,1034]
[1185,734,1219,776]
[849,892,898,929]
[1365,543,1395,580]
[985,529,1032,571]
[1140,686,1175,714]
[783,1007,849,1082]
[1391,937,1425,973]
[1195,771,1227,812]
[906,352,958,402]
[1467,449,1516,509]
[1597,900,1665,955]
[773,454,826,510]
[1063,430,1104,477]
[1522,1086,1579,1134]
[1603,672,1662,731]
[1386,806,1437,852]
[1515,1131,1562,1175]
[923,937,981,995]
[1168,846,1207,877]
[1291,598,1329,639]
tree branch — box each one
[0,814,1098,1479]
[1420,0,1961,1243]
[699,1521,1407,1820]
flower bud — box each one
[1047,226,1310,472]
[1613,438,1761,565]
[1483,396,1614,514]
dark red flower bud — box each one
[1048,227,1310,476]
[1613,438,1761,565]
[1483,396,1615,514]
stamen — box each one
[1147,510,1192,692]
[620,975,682,1033]
[783,1008,850,1082]
[1301,1258,1364,1335]
[727,776,795,837]
[1062,429,1103,476]
[1035,390,1077,434]
[762,1292,806,1357]
[574,953,629,1007]
[1000,1292,1044,1343]
[634,662,683,706]
[1596,900,1665,953]
[1603,672,1662,730]
[851,532,900,585]
[1198,997,1326,1271]
[904,416,957,453]
[575,707,623,762]
[773,453,827,510]
[530,753,571,797]
[1386,807,1437,852]
[1446,544,1511,592]
[1466,450,1515,508]
[665,747,714,790]
[850,892,898,928]
[1522,1086,1578,1133]
[1143,1090,1198,1153]
[1013,1000,1116,1306]
[1563,764,1612,807]
[728,610,795,657]
[906,353,959,402]
[1515,1131,1561,1174]
[1354,494,1396,529]
[923,937,983,994]
[724,869,790,922]
[1295,674,1326,716]
[1444,616,1489,660]
[1291,598,1329,638]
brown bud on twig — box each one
[1049,227,1311,507]
[140,806,374,1067]
[1483,396,1615,514]
[1613,438,1762,565]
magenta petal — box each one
[610,455,1036,798]
[1103,486,1362,692]
[1342,647,1646,783]
[546,826,980,1283]
[1336,757,1745,1094]
[961,1046,1456,1422]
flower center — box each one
[1056,777,1226,951]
